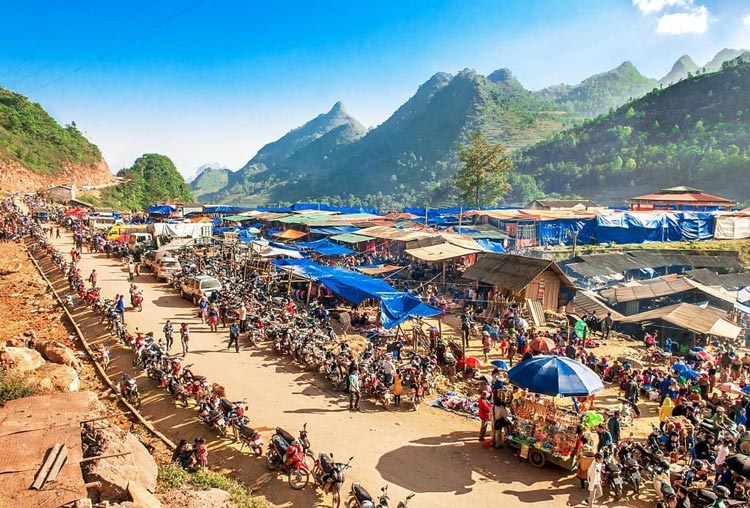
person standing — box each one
[238,302,248,333]
[163,320,174,352]
[228,322,240,353]
[607,411,622,446]
[194,438,208,469]
[478,392,492,442]
[115,294,125,324]
[55,228,60,239]
[87,269,97,288]
[180,323,190,356]
[127,260,135,281]
[392,370,403,408]
[602,312,614,340]
[349,367,361,411]
[482,331,491,362]
[198,296,209,324]
[208,304,219,332]
[587,453,604,508]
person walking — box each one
[87,269,97,288]
[392,370,403,408]
[482,331,491,362]
[478,391,492,442]
[587,453,604,508]
[134,261,141,277]
[198,296,209,324]
[349,367,361,411]
[163,320,174,352]
[238,302,248,333]
[180,323,190,356]
[607,411,622,446]
[228,322,240,353]
[602,312,614,340]
[127,260,135,281]
[208,304,219,332]
[55,228,60,239]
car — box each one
[144,250,175,270]
[154,257,182,281]
[142,250,157,269]
[180,275,222,305]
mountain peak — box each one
[329,101,346,115]
[703,48,750,71]
[488,68,515,83]
[659,54,698,85]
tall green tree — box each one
[453,130,513,209]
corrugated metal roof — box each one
[618,303,741,339]
[568,291,625,320]
[565,251,743,280]
[599,276,694,304]
[462,253,574,292]
[405,243,479,262]
[685,268,750,291]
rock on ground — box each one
[27,363,80,392]
[34,339,84,371]
[0,346,45,373]
[83,424,159,502]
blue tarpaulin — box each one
[539,219,597,246]
[309,226,361,235]
[203,205,253,214]
[474,239,506,253]
[296,239,355,256]
[597,213,670,244]
[147,205,177,215]
[272,259,440,328]
[667,212,714,241]
[268,241,301,252]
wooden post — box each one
[286,268,293,294]
[306,280,313,305]
[441,260,446,287]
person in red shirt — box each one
[478,392,492,442]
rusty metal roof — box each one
[0,392,102,508]
[599,276,694,304]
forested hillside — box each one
[514,58,750,204]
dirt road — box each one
[41,232,640,508]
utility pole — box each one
[571,231,579,258]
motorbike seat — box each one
[272,434,289,455]
[276,427,296,444]
[696,489,718,502]
[220,398,234,414]
[319,453,334,473]
[239,425,256,438]
[625,457,639,468]
[352,483,372,503]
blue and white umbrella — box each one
[508,355,603,397]
[490,360,510,371]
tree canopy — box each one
[453,130,513,208]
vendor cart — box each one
[504,394,580,470]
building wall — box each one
[523,270,562,311]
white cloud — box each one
[632,0,690,15]
[743,14,750,27]
[656,5,709,35]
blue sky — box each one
[1,0,749,178]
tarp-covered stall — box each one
[714,216,750,240]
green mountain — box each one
[535,61,657,118]
[513,58,750,204]
[240,101,364,171]
[100,154,194,210]
[230,69,570,208]
[659,55,699,86]
[0,86,102,174]
[190,165,231,199]
[703,48,749,72]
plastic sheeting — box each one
[147,205,177,215]
[597,212,714,244]
[272,259,440,328]
[203,205,253,214]
[474,239,506,253]
[538,219,597,246]
[295,239,355,256]
[669,213,714,241]
[714,216,750,240]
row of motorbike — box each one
[31,222,417,508]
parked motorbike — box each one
[265,427,310,489]
[120,374,141,408]
[312,454,352,508]
[603,459,624,499]
[348,484,415,508]
[235,422,264,456]
[199,409,228,435]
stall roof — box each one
[224,214,254,222]
[330,233,373,244]
[685,268,750,291]
[462,253,574,292]
[568,291,625,320]
[617,302,741,339]
[599,276,694,304]
[405,242,479,262]
[565,251,743,280]
[272,229,308,240]
[358,226,435,242]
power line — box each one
[26,0,206,94]
[0,58,29,80]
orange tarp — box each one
[273,229,308,240]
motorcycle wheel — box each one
[288,467,310,490]
[631,478,640,494]
[346,497,357,508]
[265,454,279,471]
[613,482,622,499]
[252,444,263,457]
[305,450,315,469]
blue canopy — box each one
[508,355,604,397]
[272,258,440,328]
[475,238,506,253]
[147,205,177,215]
[203,205,253,214]
[309,226,361,235]
[296,239,355,256]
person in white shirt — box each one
[715,438,730,467]
[587,453,604,508]
[382,356,395,386]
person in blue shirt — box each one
[517,334,527,350]
[737,407,748,427]
[664,337,673,354]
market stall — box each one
[505,394,580,469]
[505,355,604,470]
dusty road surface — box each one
[38,232,645,508]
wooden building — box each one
[628,186,736,211]
[462,253,575,311]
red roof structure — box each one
[628,186,736,211]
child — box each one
[482,332,491,362]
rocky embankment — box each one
[0,157,115,194]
